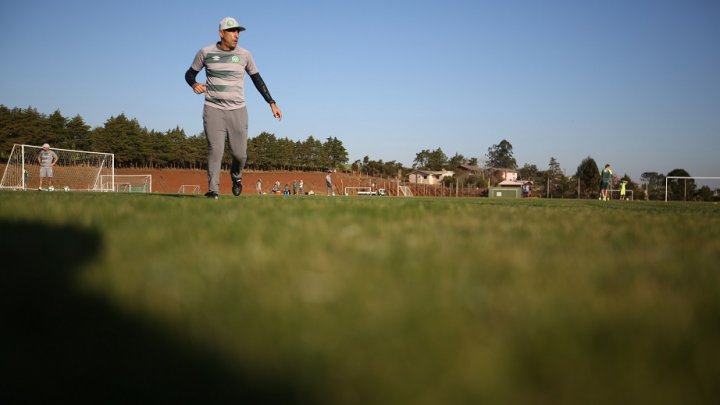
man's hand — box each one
[270,103,282,121]
[192,83,207,94]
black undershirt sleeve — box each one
[250,73,276,104]
[185,68,199,87]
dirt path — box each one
[116,168,391,196]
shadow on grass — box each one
[0,220,315,404]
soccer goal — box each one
[397,185,413,197]
[0,144,114,191]
[178,184,200,194]
[664,176,720,202]
[609,189,634,201]
[100,174,152,193]
[344,186,374,196]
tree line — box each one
[0,105,347,171]
[1,105,712,201]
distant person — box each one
[326,170,334,196]
[37,143,58,191]
[283,184,290,195]
[299,179,304,195]
[620,179,628,200]
[256,178,263,194]
[600,164,612,201]
[293,179,298,195]
[273,180,281,194]
[185,16,282,199]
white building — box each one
[408,170,455,185]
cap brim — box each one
[223,26,246,32]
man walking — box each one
[186,16,282,199]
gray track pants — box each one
[203,105,248,193]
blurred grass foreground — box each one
[1,192,719,404]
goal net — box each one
[608,189,634,201]
[397,185,413,197]
[344,186,374,196]
[0,144,114,191]
[664,176,720,202]
[100,174,152,193]
[178,184,200,194]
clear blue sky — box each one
[2,0,719,182]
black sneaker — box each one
[204,191,219,200]
[232,179,243,196]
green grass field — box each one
[2,192,719,404]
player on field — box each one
[600,164,613,201]
[185,17,282,199]
[37,143,58,191]
[326,170,334,196]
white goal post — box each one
[344,186,373,196]
[1,144,114,191]
[664,176,720,202]
[397,185,413,197]
[609,188,634,201]
[178,184,200,194]
[100,174,152,193]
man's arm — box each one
[185,67,207,94]
[185,67,199,87]
[250,73,282,120]
[249,73,274,104]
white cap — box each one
[219,17,245,31]
[42,143,50,148]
